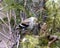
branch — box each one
[0,17,9,28]
[12,9,17,25]
[24,0,27,7]
[0,32,10,40]
[6,11,12,38]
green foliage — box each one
[45,0,60,33]
[20,35,39,48]
[0,0,60,48]
[20,35,53,48]
[2,0,34,18]
[46,0,60,11]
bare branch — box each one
[24,0,27,7]
[0,17,9,28]
[12,9,17,25]
[6,11,12,38]
[0,32,10,40]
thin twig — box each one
[0,32,10,40]
[2,40,8,48]
[12,9,17,25]
[7,11,12,35]
[2,25,6,33]
[0,17,9,28]
[0,11,6,17]
[24,0,27,7]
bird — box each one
[16,17,38,30]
